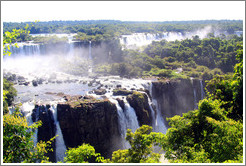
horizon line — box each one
[3,19,244,24]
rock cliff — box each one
[57,95,120,158]
[151,78,204,126]
[126,91,153,126]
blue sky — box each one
[1,1,245,22]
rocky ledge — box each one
[151,78,204,126]
[57,95,120,158]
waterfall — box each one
[67,42,74,57]
[149,83,167,133]
[21,101,38,145]
[200,80,205,100]
[108,98,130,149]
[141,91,156,127]
[193,88,197,109]
[191,79,198,109]
[19,101,67,162]
[108,97,140,149]
[88,41,92,60]
[88,41,92,73]
[10,43,41,57]
[50,104,67,162]
[123,98,139,133]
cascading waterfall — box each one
[50,104,67,162]
[191,79,198,109]
[20,101,38,145]
[107,95,139,149]
[200,80,205,100]
[88,41,92,60]
[67,42,74,58]
[123,98,140,133]
[18,100,67,162]
[9,43,41,57]
[108,98,130,149]
[88,41,93,73]
[141,91,156,127]
[193,88,197,109]
[149,83,167,133]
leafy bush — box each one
[109,125,161,163]
[64,143,105,163]
[3,109,53,163]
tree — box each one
[3,24,30,56]
[64,143,105,163]
[3,79,17,114]
[3,109,53,163]
[110,125,162,163]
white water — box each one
[200,80,205,100]
[193,88,198,109]
[149,83,167,133]
[123,98,140,133]
[119,27,242,49]
[50,104,67,162]
[88,41,93,73]
[191,78,198,109]
[108,98,130,149]
[20,101,38,145]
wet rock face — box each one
[151,78,203,125]
[126,91,153,126]
[32,105,56,162]
[57,97,120,158]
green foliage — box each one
[109,62,142,77]
[206,45,243,120]
[161,98,243,163]
[3,24,30,56]
[3,79,17,106]
[159,48,243,163]
[33,35,68,44]
[4,20,242,36]
[64,143,106,163]
[110,125,161,163]
[3,109,53,163]
[3,79,17,114]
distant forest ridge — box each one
[3,19,243,35]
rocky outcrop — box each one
[93,88,107,95]
[57,96,120,158]
[113,89,133,96]
[126,91,153,126]
[32,105,56,162]
[151,78,204,126]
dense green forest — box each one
[95,34,242,81]
[3,20,243,42]
[2,20,243,163]
[4,20,243,34]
